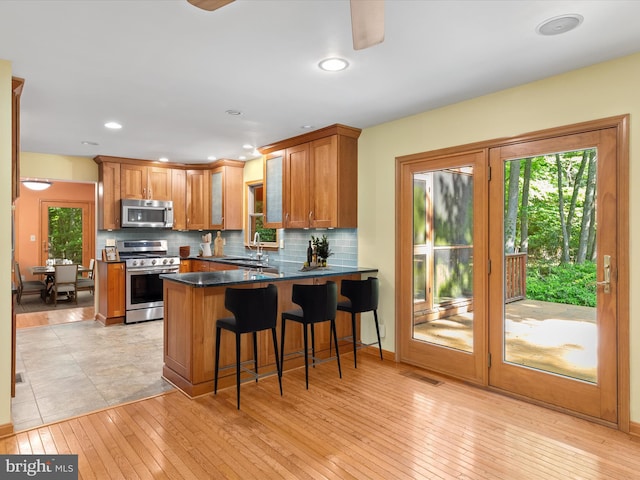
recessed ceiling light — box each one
[239,155,247,160]
[226,109,242,116]
[301,125,314,130]
[159,157,169,162]
[242,144,254,150]
[319,57,349,72]
[207,155,217,161]
[81,141,99,146]
[536,14,583,36]
[104,121,122,129]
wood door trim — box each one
[39,200,95,267]
[488,129,617,421]
[395,149,488,384]
[395,114,629,431]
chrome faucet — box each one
[253,232,263,261]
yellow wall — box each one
[21,152,97,182]
[357,52,640,422]
[0,60,13,429]
[243,157,262,183]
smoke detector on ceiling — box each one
[536,14,583,36]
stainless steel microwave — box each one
[121,199,174,228]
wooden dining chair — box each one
[14,262,46,304]
[77,259,95,295]
[52,264,78,306]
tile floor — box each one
[12,319,175,432]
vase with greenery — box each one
[311,235,332,266]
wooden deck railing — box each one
[505,253,527,303]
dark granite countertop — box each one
[161,259,377,288]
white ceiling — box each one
[1,0,640,165]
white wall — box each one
[357,52,640,422]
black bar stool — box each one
[280,281,341,389]
[336,276,383,367]
[214,284,282,409]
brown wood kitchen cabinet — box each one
[263,151,283,228]
[121,164,172,201]
[96,260,126,325]
[94,156,245,231]
[209,160,244,230]
[186,169,208,230]
[261,124,361,229]
[96,156,173,229]
[190,259,239,272]
[162,273,358,397]
[171,168,187,230]
[97,160,121,230]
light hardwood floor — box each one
[16,305,95,328]
[3,353,640,479]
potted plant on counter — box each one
[312,235,332,267]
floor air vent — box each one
[15,372,24,384]
[401,371,443,386]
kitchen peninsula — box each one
[161,259,377,397]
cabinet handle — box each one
[148,189,152,199]
[143,188,146,198]
[309,211,313,222]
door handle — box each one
[596,254,611,294]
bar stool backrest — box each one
[224,284,278,334]
[340,276,379,313]
[291,281,338,324]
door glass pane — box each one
[265,155,283,224]
[502,150,597,383]
[412,168,474,353]
[48,207,83,264]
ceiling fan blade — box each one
[187,0,235,12]
[350,0,385,50]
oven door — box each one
[125,267,177,323]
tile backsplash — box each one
[97,228,358,267]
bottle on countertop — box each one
[307,240,313,265]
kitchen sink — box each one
[246,272,281,280]
[221,257,271,269]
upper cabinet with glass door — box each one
[209,160,245,230]
[259,124,361,229]
[262,151,283,228]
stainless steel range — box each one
[117,239,180,324]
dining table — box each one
[30,264,92,302]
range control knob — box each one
[151,259,157,265]
[131,260,138,267]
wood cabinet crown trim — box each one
[259,123,361,155]
[94,155,245,170]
